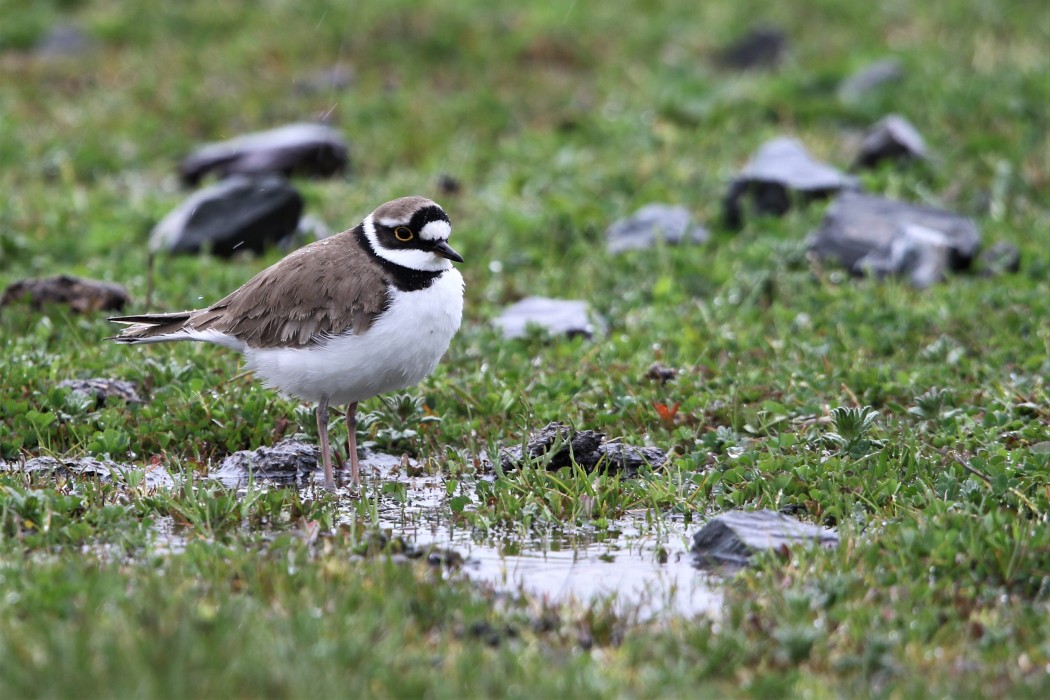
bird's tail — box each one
[107,311,197,344]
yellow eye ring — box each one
[394,226,414,241]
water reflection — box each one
[335,453,723,619]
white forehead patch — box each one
[419,220,452,242]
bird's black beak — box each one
[433,241,464,263]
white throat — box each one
[363,214,452,272]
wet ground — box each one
[198,449,723,618]
[335,453,723,619]
[28,446,724,618]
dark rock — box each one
[854,114,927,169]
[1,274,129,313]
[149,174,304,256]
[724,137,859,228]
[493,296,600,340]
[499,421,667,475]
[838,59,904,104]
[179,123,349,186]
[605,204,709,254]
[58,378,143,407]
[692,510,838,566]
[716,25,787,70]
[501,422,602,472]
[3,455,175,490]
[646,362,678,384]
[598,442,669,473]
[807,191,981,288]
[34,24,93,57]
[437,174,462,196]
[421,547,465,568]
[977,241,1021,277]
[211,438,319,485]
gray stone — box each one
[716,25,787,70]
[807,191,981,287]
[58,378,143,407]
[977,241,1021,277]
[838,59,904,104]
[1,274,129,313]
[211,438,320,485]
[605,204,709,254]
[857,223,951,289]
[692,510,839,566]
[724,137,859,228]
[179,123,349,186]
[34,24,93,57]
[854,114,927,169]
[493,296,599,340]
[499,421,667,475]
[149,174,304,256]
[4,456,175,490]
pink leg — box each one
[316,398,335,491]
[345,401,360,486]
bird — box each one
[108,195,464,491]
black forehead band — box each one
[408,205,451,231]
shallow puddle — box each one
[335,453,724,619]
[199,450,723,618]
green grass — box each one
[2,0,1049,697]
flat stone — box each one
[58,378,143,407]
[838,58,904,104]
[493,296,599,340]
[34,24,93,58]
[854,114,927,169]
[499,421,667,475]
[1,274,129,313]
[716,25,787,70]
[857,224,952,289]
[211,438,320,485]
[179,123,349,186]
[807,191,981,287]
[4,456,175,490]
[692,510,838,566]
[605,204,709,254]
[149,174,304,256]
[724,137,859,228]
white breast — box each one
[244,269,464,405]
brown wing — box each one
[190,228,390,348]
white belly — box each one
[244,270,463,405]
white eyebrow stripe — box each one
[419,220,451,241]
[377,217,405,228]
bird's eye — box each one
[394,226,414,241]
